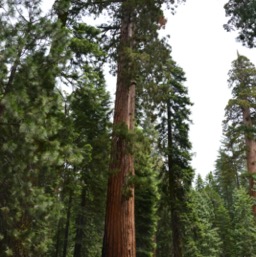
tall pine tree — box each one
[224,53,256,214]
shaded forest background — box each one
[1,0,256,257]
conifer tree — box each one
[0,2,76,255]
[224,54,256,214]
[99,1,186,256]
[214,146,244,211]
[0,1,109,255]
[155,57,194,257]
[231,188,256,256]
[224,0,256,48]
[183,178,222,257]
[0,1,194,256]
[70,78,111,257]
[134,124,160,257]
[205,173,233,257]
[101,2,137,256]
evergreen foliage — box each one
[224,0,256,47]
[230,188,256,256]
[2,1,256,257]
[134,128,160,257]
[0,0,110,256]
[155,57,194,257]
[183,188,222,257]
[223,54,256,210]
[214,146,247,211]
[70,78,111,257]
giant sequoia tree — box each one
[224,53,256,214]
[101,2,137,256]
[0,0,196,256]
[101,1,186,257]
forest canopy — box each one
[0,1,256,257]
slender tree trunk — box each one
[5,48,23,95]
[73,187,86,257]
[242,107,256,214]
[234,161,240,189]
[62,190,73,257]
[153,236,157,257]
[54,220,62,257]
[167,101,183,257]
[102,2,136,257]
[0,47,23,119]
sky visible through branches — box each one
[165,0,256,178]
[42,0,256,178]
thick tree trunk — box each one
[102,2,136,257]
[242,107,256,214]
[167,101,183,257]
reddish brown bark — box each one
[102,82,136,257]
[102,3,136,257]
[242,106,256,214]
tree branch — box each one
[98,25,119,31]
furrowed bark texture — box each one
[242,107,256,214]
[102,2,136,257]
